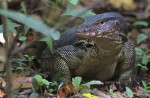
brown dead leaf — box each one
[0,89,5,98]
[109,83,117,91]
[133,86,145,97]
[58,83,74,97]
[0,78,6,98]
[80,0,97,6]
[58,82,82,97]
[12,73,32,89]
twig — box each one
[1,0,13,97]
[11,35,43,55]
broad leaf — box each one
[72,76,82,89]
[135,48,144,54]
[42,79,50,86]
[40,36,53,51]
[62,8,96,19]
[68,0,78,5]
[32,78,40,92]
[0,20,20,33]
[126,87,134,98]
[133,21,148,27]
[19,35,27,41]
[0,9,60,40]
[29,93,39,98]
[145,49,150,54]
[142,81,147,89]
[137,34,148,44]
[142,55,149,65]
[33,75,43,83]
[56,0,63,7]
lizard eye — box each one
[100,20,105,24]
[95,20,105,25]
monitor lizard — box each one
[41,12,136,84]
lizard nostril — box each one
[115,20,120,26]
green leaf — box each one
[15,66,29,71]
[137,34,148,44]
[144,49,150,54]
[19,35,27,41]
[142,55,149,65]
[133,21,148,27]
[33,75,43,83]
[136,64,148,70]
[0,9,60,40]
[46,39,53,51]
[21,2,28,14]
[0,20,20,33]
[32,78,40,92]
[49,88,55,93]
[40,36,53,51]
[56,0,63,7]
[62,8,96,19]
[135,48,144,54]
[142,81,147,89]
[42,79,50,86]
[72,76,82,89]
[24,26,30,35]
[109,89,118,97]
[126,87,134,98]
[68,0,78,5]
[109,89,113,94]
[46,37,53,51]
[135,48,144,57]
[83,80,103,88]
[136,63,143,67]
[29,93,39,98]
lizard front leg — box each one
[116,40,136,84]
[52,56,71,83]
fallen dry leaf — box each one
[58,83,74,97]
[0,90,5,98]
[12,73,32,89]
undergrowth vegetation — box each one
[0,0,149,97]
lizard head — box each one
[76,12,128,49]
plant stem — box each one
[1,0,13,97]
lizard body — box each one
[42,12,136,83]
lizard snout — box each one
[76,31,96,38]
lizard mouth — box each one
[76,29,115,38]
[76,30,128,42]
[76,32,96,38]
